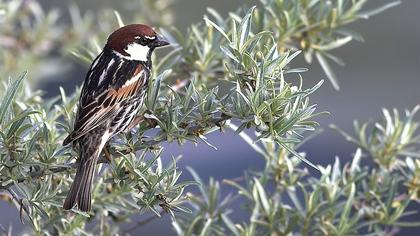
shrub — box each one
[1,0,419,235]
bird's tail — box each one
[63,141,101,212]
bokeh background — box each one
[1,0,419,235]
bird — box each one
[62,24,169,212]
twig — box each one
[5,187,30,224]
[1,163,78,189]
[100,213,104,236]
[0,115,232,191]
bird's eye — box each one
[135,36,148,45]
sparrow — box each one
[62,24,169,212]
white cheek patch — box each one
[124,43,150,62]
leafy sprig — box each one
[0,0,414,235]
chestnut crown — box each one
[105,24,169,61]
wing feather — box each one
[63,51,147,145]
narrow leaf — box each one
[316,52,340,90]
[0,72,26,125]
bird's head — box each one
[105,24,169,62]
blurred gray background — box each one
[1,0,419,235]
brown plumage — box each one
[63,24,169,212]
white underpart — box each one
[123,70,144,87]
[98,58,115,85]
[124,43,150,62]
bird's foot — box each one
[103,144,112,163]
[126,115,144,131]
[126,114,157,131]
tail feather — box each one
[63,163,83,210]
[63,150,99,212]
[63,128,109,212]
[77,159,96,211]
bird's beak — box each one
[153,34,169,48]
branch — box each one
[133,115,231,150]
[0,163,77,189]
[0,115,231,190]
[4,187,31,224]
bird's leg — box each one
[126,115,145,131]
[103,144,112,163]
[126,114,157,131]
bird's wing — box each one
[63,51,148,145]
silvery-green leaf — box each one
[316,52,340,90]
